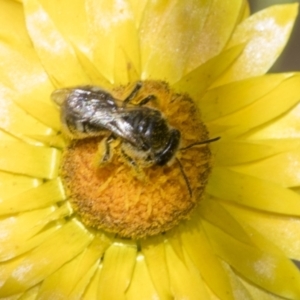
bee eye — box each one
[155,129,181,166]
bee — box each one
[51,82,219,196]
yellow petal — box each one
[0,220,92,296]
[128,0,148,27]
[0,202,73,262]
[0,0,31,47]
[140,0,210,82]
[69,261,99,299]
[207,74,300,138]
[183,0,245,73]
[141,235,172,299]
[231,149,300,188]
[37,234,111,298]
[23,0,90,87]
[216,3,299,85]
[0,207,58,261]
[0,141,61,179]
[72,47,113,87]
[112,13,140,85]
[113,43,140,85]
[247,102,300,139]
[198,198,253,245]
[0,130,19,142]
[38,244,87,299]
[165,241,210,299]
[0,171,40,199]
[207,167,300,215]
[140,0,244,82]
[98,240,137,299]
[213,138,300,166]
[29,134,66,149]
[81,266,101,300]
[69,234,111,295]
[241,278,287,300]
[213,140,275,166]
[0,85,55,140]
[12,96,60,132]
[204,285,222,300]
[19,285,40,300]
[85,0,140,84]
[225,215,289,258]
[4,225,60,263]
[37,0,90,54]
[4,293,21,299]
[203,220,300,300]
[237,0,250,23]
[0,40,54,101]
[0,178,65,215]
[1,204,72,262]
[0,43,59,131]
[202,73,290,122]
[221,262,253,300]
[0,258,23,298]
[172,44,245,101]
[223,202,300,261]
[126,254,159,300]
[23,0,110,85]
[0,43,54,102]
[165,226,187,263]
[180,219,235,300]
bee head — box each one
[154,129,181,166]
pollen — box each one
[61,81,212,238]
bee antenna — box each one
[175,158,192,197]
[180,136,220,151]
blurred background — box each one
[248,0,300,72]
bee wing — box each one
[90,109,135,140]
[51,86,96,106]
[51,88,72,106]
[107,108,151,149]
[82,106,142,147]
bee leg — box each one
[120,148,137,168]
[138,95,156,106]
[123,82,156,107]
[123,81,143,105]
[120,147,146,180]
[97,134,115,165]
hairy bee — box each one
[52,82,219,196]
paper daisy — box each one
[0,0,300,299]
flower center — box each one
[60,81,212,238]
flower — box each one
[0,0,299,299]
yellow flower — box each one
[0,0,299,299]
